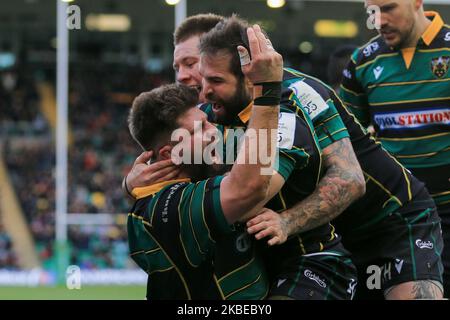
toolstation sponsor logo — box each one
[374,109,450,129]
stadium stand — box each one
[0,222,18,270]
[1,64,171,272]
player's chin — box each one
[381,33,400,48]
[385,39,400,48]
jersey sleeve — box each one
[149,176,232,267]
[339,52,371,127]
[287,78,350,149]
[274,110,321,181]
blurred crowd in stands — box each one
[0,222,18,269]
[67,63,166,215]
[0,68,48,135]
[0,48,336,271]
[1,64,171,270]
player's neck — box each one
[403,13,432,48]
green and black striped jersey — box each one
[340,11,449,205]
[200,83,344,257]
[283,68,350,149]
[128,177,269,300]
[261,68,428,233]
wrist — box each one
[280,211,294,236]
[123,174,133,198]
[252,81,282,106]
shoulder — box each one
[283,68,333,100]
[352,35,390,66]
[433,24,450,48]
[135,181,191,208]
[281,71,339,122]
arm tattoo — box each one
[281,138,365,235]
[411,281,443,299]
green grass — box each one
[0,285,146,300]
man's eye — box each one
[381,5,395,13]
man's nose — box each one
[201,79,212,99]
[380,13,389,29]
[176,67,191,84]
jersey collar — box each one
[399,11,444,69]
[422,11,444,46]
[132,178,191,200]
[237,101,254,124]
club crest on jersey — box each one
[430,56,450,79]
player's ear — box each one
[159,145,173,160]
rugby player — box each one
[127,25,282,299]
[128,15,362,299]
[200,15,443,300]
[125,13,444,299]
[123,14,224,190]
[339,0,450,297]
[197,16,361,300]
[125,14,365,232]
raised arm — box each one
[247,86,366,245]
[220,25,282,223]
[247,137,365,245]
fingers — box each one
[148,165,181,184]
[268,236,282,246]
[134,150,153,165]
[246,210,276,235]
[155,167,181,183]
[246,26,261,57]
[237,46,251,66]
[143,158,175,172]
[252,224,286,245]
[141,158,179,184]
[253,24,270,52]
[246,208,271,227]
[254,226,276,240]
[246,208,287,246]
[247,220,268,235]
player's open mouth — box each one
[190,85,202,93]
[212,103,223,112]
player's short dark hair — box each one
[327,44,358,89]
[128,83,198,151]
[199,14,251,79]
[174,13,224,45]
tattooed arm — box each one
[247,137,365,244]
[284,137,365,233]
[385,280,443,300]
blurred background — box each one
[0,0,448,299]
